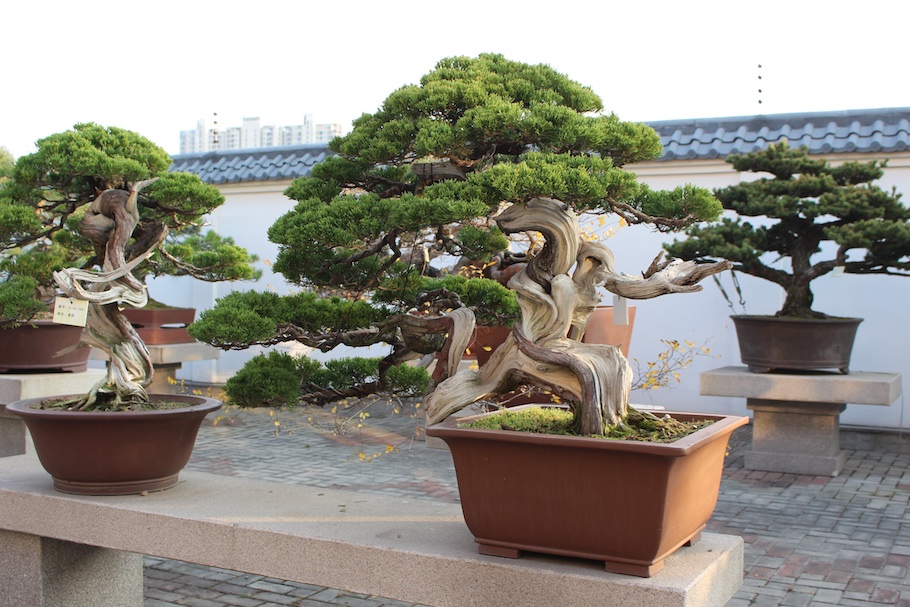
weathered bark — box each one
[425,197,732,434]
[53,179,163,409]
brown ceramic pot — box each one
[427,406,748,577]
[580,305,637,357]
[731,315,862,374]
[470,325,512,366]
[6,394,220,495]
[0,320,90,373]
[122,307,196,345]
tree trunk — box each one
[425,198,732,432]
[53,180,163,409]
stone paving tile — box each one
[144,400,910,607]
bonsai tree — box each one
[0,147,13,181]
[191,54,731,434]
[0,123,258,409]
[665,141,910,318]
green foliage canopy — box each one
[192,53,723,408]
[666,141,910,317]
[0,123,258,326]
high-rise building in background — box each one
[178,114,344,154]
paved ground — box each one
[144,397,910,607]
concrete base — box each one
[0,369,107,457]
[702,366,902,477]
[0,529,143,607]
[0,454,743,607]
[746,399,847,475]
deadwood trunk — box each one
[425,198,731,433]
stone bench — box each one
[0,453,744,607]
[701,366,903,476]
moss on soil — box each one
[461,406,714,442]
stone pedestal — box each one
[746,399,847,475]
[92,342,219,394]
[701,366,902,476]
[0,529,142,607]
[0,369,107,457]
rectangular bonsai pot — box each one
[426,406,748,577]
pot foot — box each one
[685,530,702,546]
[478,543,521,558]
[53,473,179,496]
[605,559,663,577]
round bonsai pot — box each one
[6,394,221,495]
[731,315,863,374]
[427,406,749,577]
[0,320,90,373]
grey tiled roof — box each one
[169,108,910,183]
[648,107,910,161]
[169,144,331,184]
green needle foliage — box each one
[666,141,910,318]
[0,123,259,328]
[191,53,722,409]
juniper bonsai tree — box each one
[0,123,259,409]
[665,141,910,318]
[191,53,731,434]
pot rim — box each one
[427,405,748,456]
[730,314,863,325]
[5,394,221,420]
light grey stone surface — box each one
[0,529,142,607]
[701,366,903,476]
[700,366,902,404]
[0,453,743,607]
[0,369,107,404]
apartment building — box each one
[178,114,344,153]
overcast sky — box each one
[3,0,907,159]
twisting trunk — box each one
[425,198,731,432]
[53,179,165,410]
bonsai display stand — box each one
[701,366,902,476]
[0,453,744,607]
[0,369,106,457]
[91,342,219,394]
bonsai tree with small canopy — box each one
[0,123,258,409]
[191,54,730,435]
[665,141,910,318]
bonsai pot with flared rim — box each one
[426,406,749,577]
[731,315,863,374]
[6,394,220,495]
[122,307,197,345]
[580,305,636,357]
[0,320,90,373]
[470,325,513,366]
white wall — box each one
[151,153,910,430]
[620,154,910,429]
[146,180,302,383]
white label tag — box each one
[612,295,629,325]
[53,297,89,327]
[831,266,845,277]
